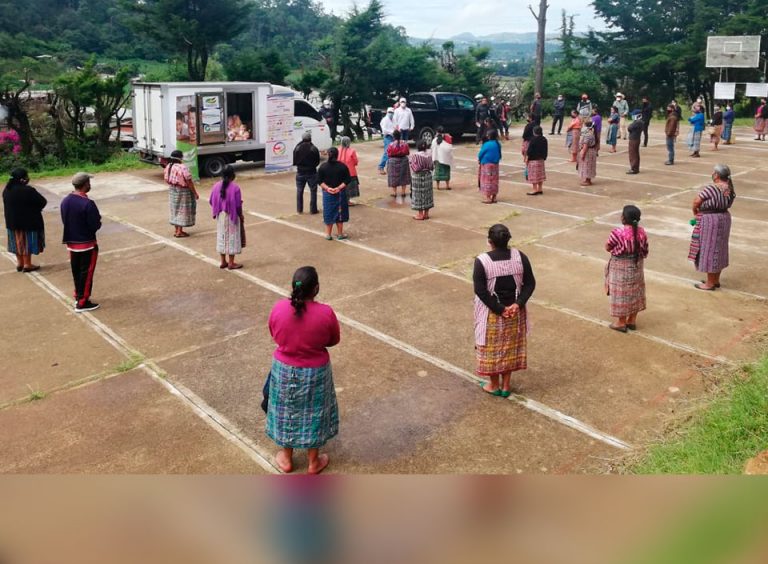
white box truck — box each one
[132,81,332,177]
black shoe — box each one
[75,301,100,313]
[310,210,319,215]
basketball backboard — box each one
[706,36,761,68]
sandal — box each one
[500,390,512,398]
[480,383,502,396]
[609,323,628,333]
[336,234,349,240]
[219,263,227,269]
[325,235,333,241]
[22,265,40,273]
[227,263,243,270]
[694,283,716,291]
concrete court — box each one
[1,123,766,474]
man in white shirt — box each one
[378,107,396,174]
[393,97,415,142]
[614,92,630,140]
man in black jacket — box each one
[475,96,490,144]
[293,132,320,214]
[641,96,652,147]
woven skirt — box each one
[216,212,242,255]
[475,309,527,376]
[322,189,349,225]
[527,159,546,184]
[691,212,731,273]
[346,176,360,199]
[387,156,411,188]
[265,358,339,449]
[6,228,45,255]
[478,163,499,196]
[434,162,451,182]
[605,256,646,317]
[169,185,196,227]
[410,170,434,211]
[754,118,766,133]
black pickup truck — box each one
[370,92,477,144]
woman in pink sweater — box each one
[266,266,341,474]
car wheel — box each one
[418,126,436,145]
[201,155,227,177]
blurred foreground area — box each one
[1,477,767,564]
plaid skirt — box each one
[6,228,45,255]
[410,170,434,211]
[478,163,499,196]
[266,358,339,449]
[387,156,411,187]
[475,309,527,376]
[346,176,360,199]
[169,185,196,227]
[605,256,646,317]
[527,159,546,184]
[216,212,242,255]
[754,118,766,133]
[434,162,451,182]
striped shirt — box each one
[606,225,649,258]
[409,151,433,173]
[699,183,735,213]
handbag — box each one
[260,371,271,413]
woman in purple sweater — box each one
[266,266,341,474]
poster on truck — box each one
[266,91,295,172]
[175,95,200,180]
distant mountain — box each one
[412,32,560,45]
[409,32,562,63]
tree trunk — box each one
[530,0,548,95]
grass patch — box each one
[630,357,768,474]
[26,385,46,401]
[31,152,152,180]
[114,353,145,374]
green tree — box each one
[122,0,250,80]
[223,48,290,84]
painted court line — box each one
[1,252,279,474]
[106,216,633,451]
[533,242,768,303]
[243,210,738,365]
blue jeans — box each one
[666,137,675,163]
[379,134,393,170]
[295,173,318,214]
[400,129,410,142]
[722,123,732,142]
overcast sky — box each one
[319,0,606,38]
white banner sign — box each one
[713,82,736,100]
[745,83,768,98]
[266,92,295,173]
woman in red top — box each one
[386,129,411,198]
[266,266,341,474]
[338,136,360,205]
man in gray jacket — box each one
[550,94,565,135]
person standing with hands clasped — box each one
[164,150,199,238]
[318,147,351,241]
[61,173,102,312]
[3,168,46,272]
[664,104,680,165]
[474,224,536,397]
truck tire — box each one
[418,126,436,145]
[201,155,227,177]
